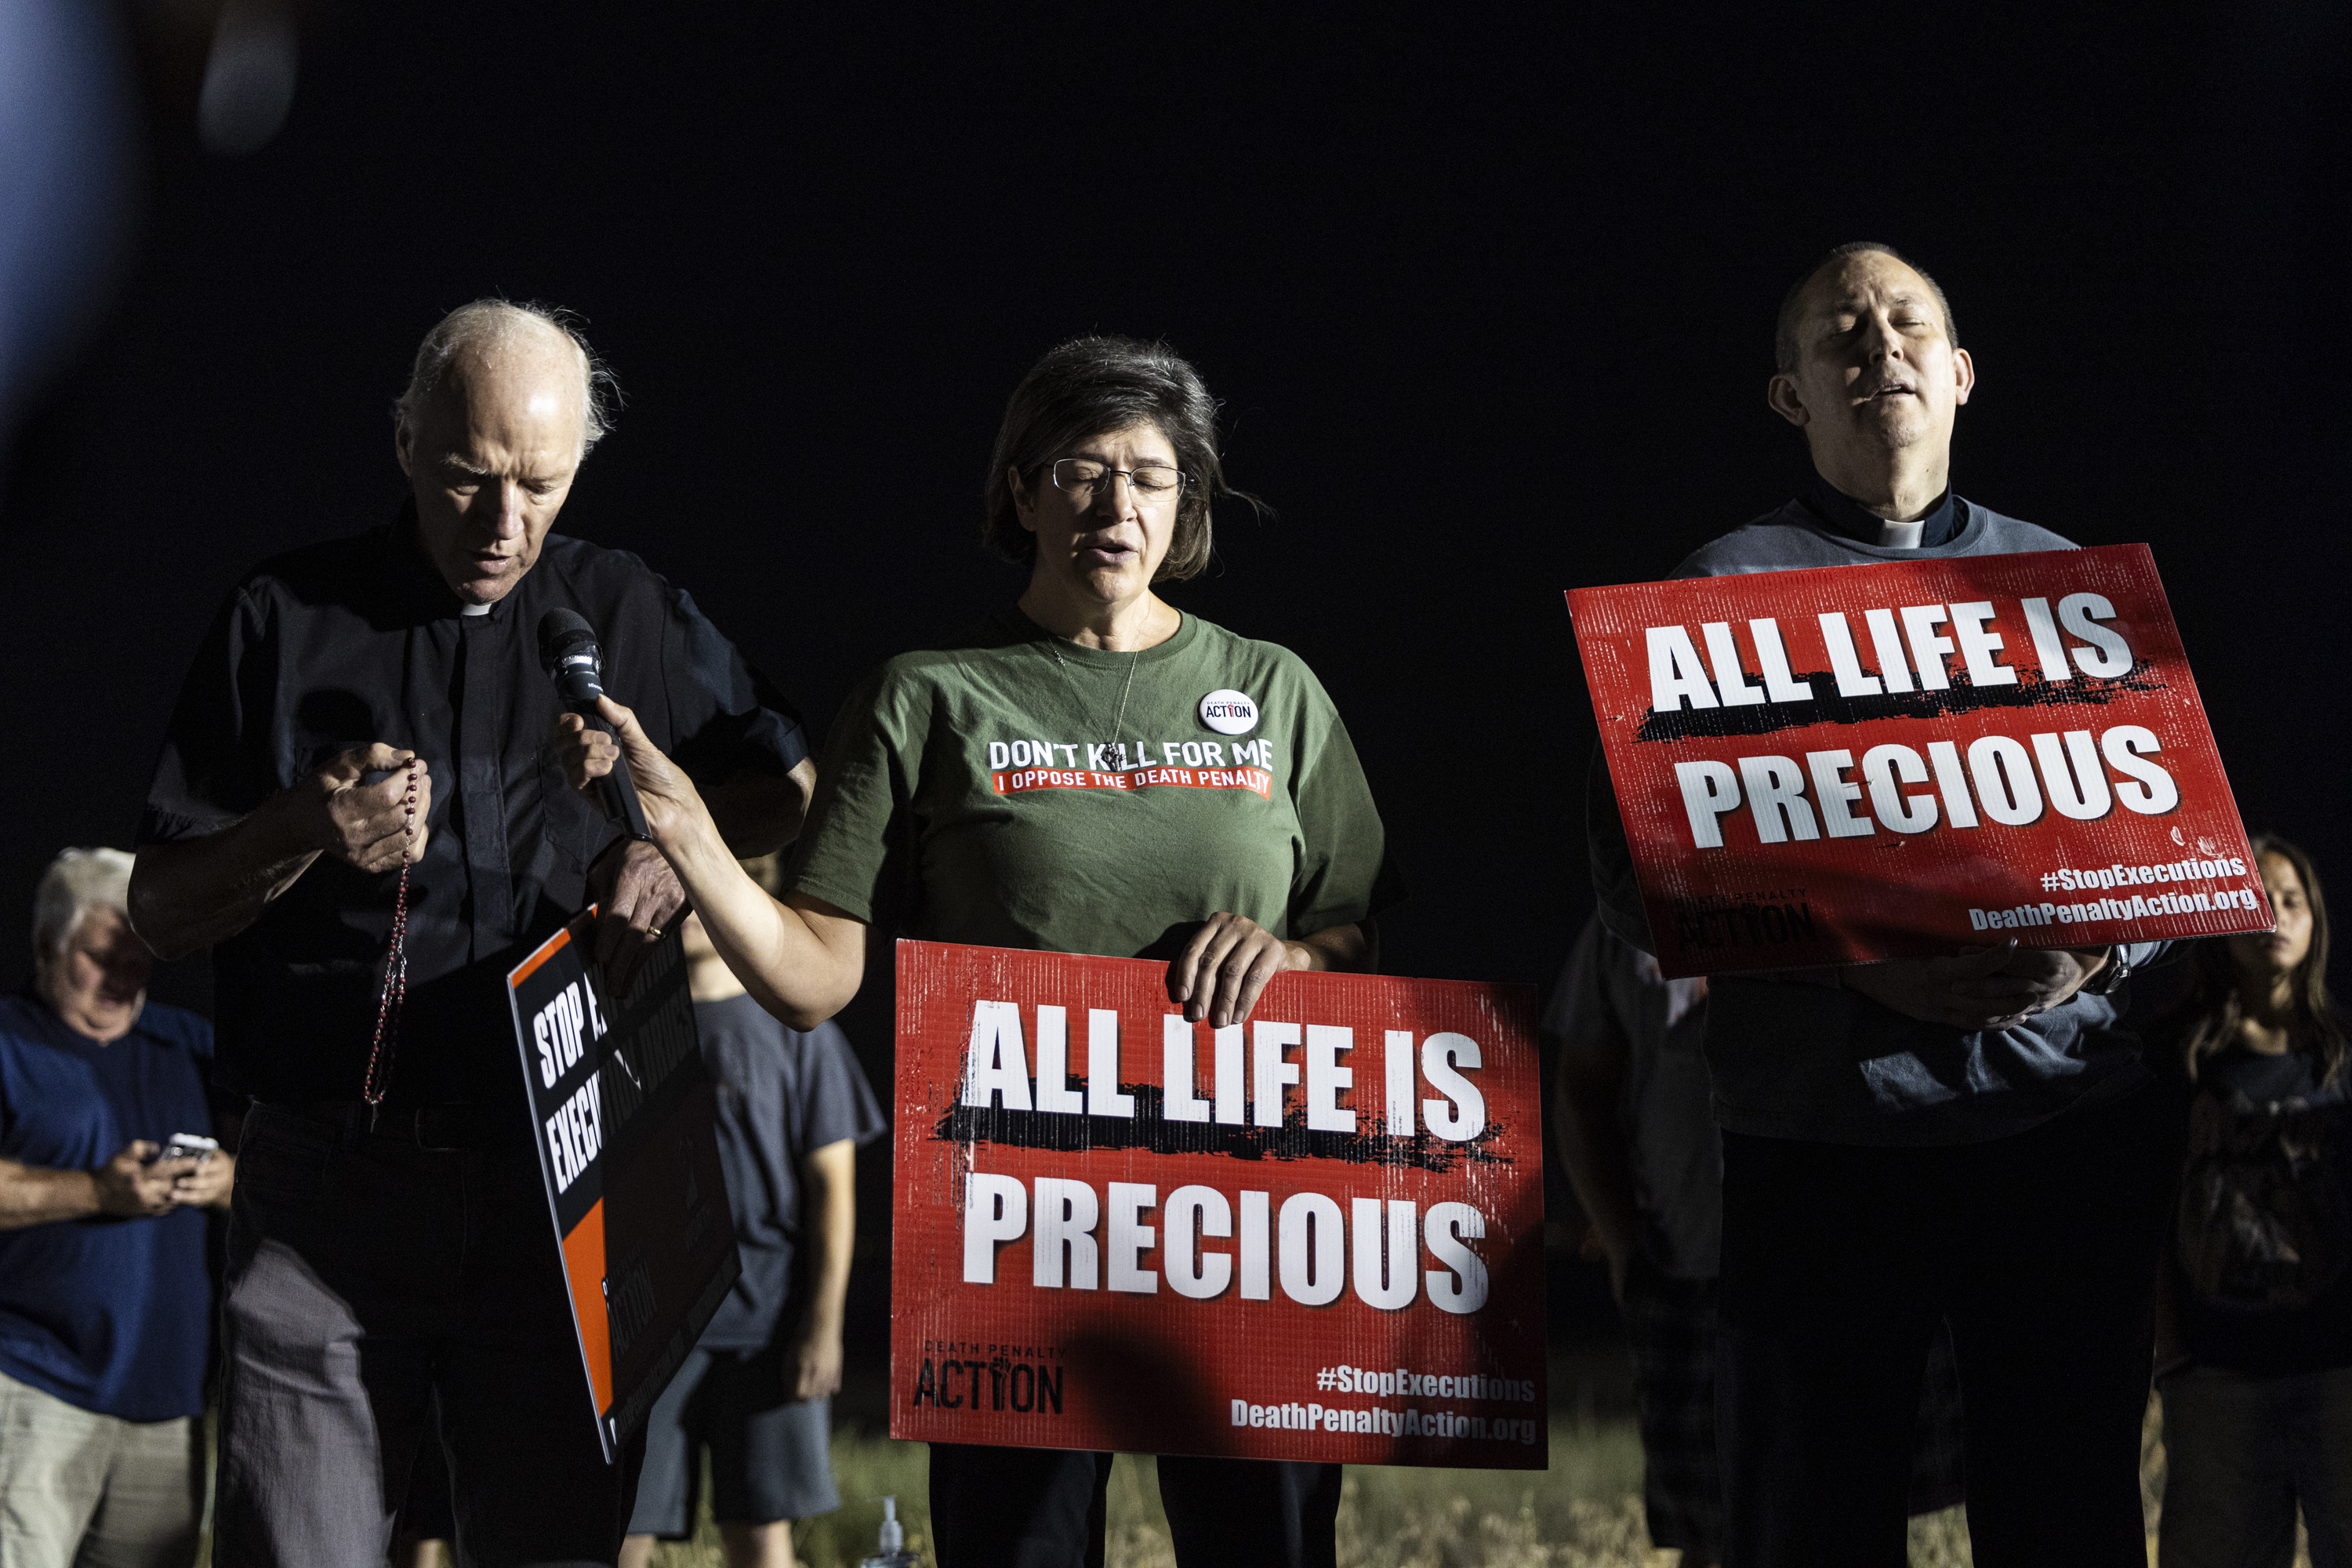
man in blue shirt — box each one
[0,848,232,1566]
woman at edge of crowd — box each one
[2154,833,2352,1568]
[556,335,1399,1568]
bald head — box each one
[394,300,612,455]
[394,301,617,604]
[1774,243,1956,376]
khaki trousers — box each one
[0,1367,201,1568]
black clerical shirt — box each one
[1800,470,1962,548]
[138,510,808,1109]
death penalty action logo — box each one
[1200,689,1259,735]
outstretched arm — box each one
[557,699,866,1028]
[584,757,819,996]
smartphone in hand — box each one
[151,1134,219,1165]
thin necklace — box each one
[1044,638,1142,761]
[1029,601,1173,765]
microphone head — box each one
[537,608,598,675]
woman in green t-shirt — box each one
[561,336,1395,1568]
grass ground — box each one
[656,1415,1663,1568]
[193,1388,2314,1566]
[636,1394,2309,1568]
[660,1414,1942,1568]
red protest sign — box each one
[891,940,1548,1469]
[1566,545,2268,978]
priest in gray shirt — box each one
[1587,243,2176,1568]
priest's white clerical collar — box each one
[1802,470,1955,551]
[1876,518,1925,549]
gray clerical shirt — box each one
[1586,494,2163,1148]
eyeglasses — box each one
[1048,458,1189,506]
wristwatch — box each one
[2080,944,2132,996]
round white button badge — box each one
[1199,689,1259,735]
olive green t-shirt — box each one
[786,608,1396,957]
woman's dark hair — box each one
[2175,833,2348,1086]
[982,336,1240,583]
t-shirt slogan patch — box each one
[988,739,1275,800]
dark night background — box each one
[3,6,2346,1345]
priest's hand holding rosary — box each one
[303,744,435,871]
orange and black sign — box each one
[507,909,739,1461]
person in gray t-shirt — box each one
[1548,916,1964,1564]
[621,855,885,1568]
[1549,918,1719,1289]
[1584,243,2180,1565]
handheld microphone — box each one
[538,609,653,841]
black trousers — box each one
[216,1105,642,1568]
[928,1443,1341,1568]
[1717,1080,2177,1568]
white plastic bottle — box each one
[858,1495,920,1568]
